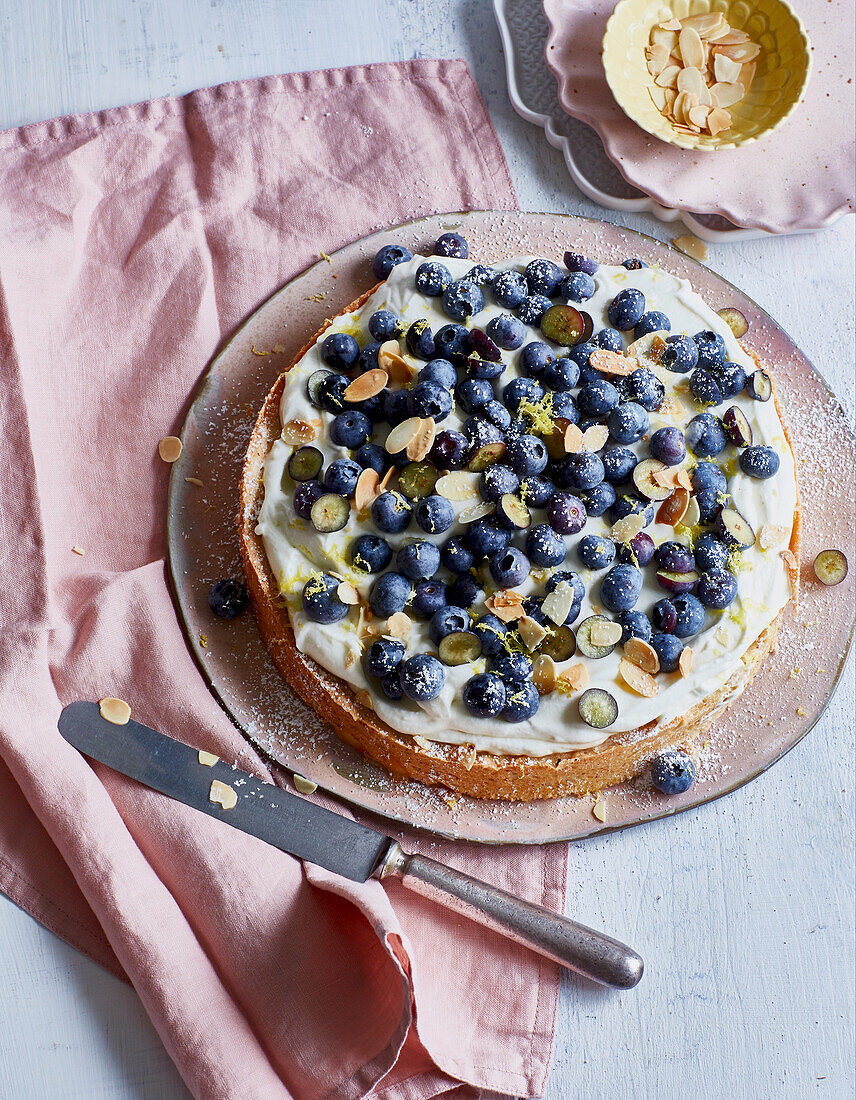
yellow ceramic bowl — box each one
[602,0,812,151]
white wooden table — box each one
[1,3,853,1098]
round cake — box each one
[240,236,799,800]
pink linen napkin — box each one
[0,60,567,1099]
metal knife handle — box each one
[379,842,643,989]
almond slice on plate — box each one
[281,419,317,445]
[710,82,745,108]
[435,470,480,501]
[716,28,751,45]
[378,340,416,383]
[618,658,659,698]
[582,424,609,452]
[714,53,742,83]
[558,663,588,693]
[458,500,496,524]
[563,422,584,453]
[611,512,646,543]
[541,581,575,626]
[519,615,548,651]
[354,467,381,511]
[682,495,701,529]
[678,647,695,677]
[532,654,557,695]
[589,349,636,376]
[385,416,422,454]
[688,105,711,130]
[406,417,436,461]
[677,65,705,99]
[343,368,388,401]
[387,611,412,639]
[651,28,678,51]
[655,65,681,89]
[657,487,690,526]
[337,581,360,605]
[658,17,681,32]
[649,84,668,111]
[646,43,670,77]
[678,27,705,69]
[680,12,726,37]
[714,41,760,64]
[624,637,660,675]
[706,107,733,136]
[589,619,622,647]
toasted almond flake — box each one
[676,469,694,492]
[99,697,131,725]
[343,368,388,401]
[672,91,692,127]
[716,28,751,45]
[435,470,480,502]
[649,84,668,111]
[652,465,678,488]
[458,500,496,523]
[582,425,609,452]
[655,64,681,89]
[385,416,422,454]
[706,107,732,136]
[736,61,756,93]
[378,465,395,491]
[780,549,798,570]
[714,53,742,83]
[563,422,584,453]
[486,588,526,623]
[406,417,436,462]
[378,340,417,382]
[337,581,360,605]
[198,750,219,766]
[646,43,670,77]
[671,234,708,260]
[345,650,357,668]
[663,88,678,113]
[714,41,759,63]
[678,27,705,69]
[658,17,681,32]
[158,435,182,462]
[592,799,607,823]
[533,654,557,695]
[651,28,678,51]
[680,12,725,37]
[413,735,433,751]
[625,637,661,675]
[355,467,381,511]
[541,581,574,626]
[682,495,701,529]
[558,663,589,692]
[519,615,549,651]
[759,523,789,550]
[209,779,237,810]
[460,744,478,770]
[184,476,204,487]
[293,774,318,795]
[677,65,704,98]
[679,648,695,677]
[618,658,659,698]
[590,620,622,647]
[281,419,317,445]
[611,512,645,543]
[589,349,635,377]
[657,487,690,526]
[71,544,85,556]
[387,611,412,639]
[709,82,745,108]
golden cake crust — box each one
[238,290,801,801]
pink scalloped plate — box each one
[542,0,855,234]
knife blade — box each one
[57,701,643,988]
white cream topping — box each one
[255,255,797,755]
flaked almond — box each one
[184,477,204,487]
[759,523,790,550]
[658,17,681,31]
[680,12,726,37]
[611,511,645,543]
[387,611,412,638]
[458,500,496,523]
[679,27,705,69]
[679,647,695,677]
[682,495,701,529]
[624,637,660,674]
[343,368,388,401]
[780,549,798,571]
[714,53,741,83]
[378,340,416,382]
[709,82,744,108]
[677,65,705,99]
[714,41,759,64]
[355,467,381,511]
[619,658,660,698]
[736,61,756,93]
[651,28,678,51]
[583,425,609,452]
[626,333,667,364]
[378,465,395,491]
[657,487,690,526]
[282,419,317,445]
[563,422,584,453]
[209,779,237,810]
[541,581,575,626]
[676,468,694,492]
[716,28,751,45]
[589,619,622,647]
[293,774,318,795]
[385,416,422,454]
[435,470,480,501]
[337,581,360,605]
[649,84,668,111]
[589,349,636,376]
[655,64,681,89]
[158,435,182,462]
[532,653,557,695]
[519,615,548,651]
[558,663,588,692]
[198,750,219,767]
[646,43,670,77]
[99,697,131,725]
[71,544,85,556]
[406,417,436,462]
[706,107,732,136]
[592,798,607,823]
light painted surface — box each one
[0,1,852,1098]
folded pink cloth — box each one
[0,60,567,1099]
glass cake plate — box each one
[166,210,855,844]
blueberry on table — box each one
[634,311,671,338]
[564,251,599,275]
[616,530,654,567]
[505,433,548,477]
[400,654,446,701]
[722,406,753,448]
[652,598,678,634]
[418,358,457,389]
[292,480,325,520]
[467,356,506,381]
[541,357,579,392]
[685,413,727,458]
[369,571,412,619]
[368,309,403,341]
[546,490,586,535]
[440,535,475,575]
[516,294,553,326]
[482,399,512,432]
[621,257,647,270]
[558,271,596,302]
[655,540,695,574]
[372,244,413,280]
[350,534,392,574]
[550,391,579,423]
[655,569,699,596]
[467,441,507,473]
[429,605,471,645]
[607,401,649,445]
[371,490,412,534]
[608,288,646,331]
[491,269,528,309]
[526,523,567,567]
[525,257,564,297]
[695,488,725,525]
[602,446,638,485]
[503,377,545,414]
[433,232,469,259]
[650,426,686,467]
[672,593,706,637]
[577,379,620,417]
[357,342,381,373]
[660,334,698,373]
[397,461,438,500]
[608,495,654,526]
[430,428,470,470]
[813,549,848,586]
[480,463,519,502]
[739,445,780,479]
[710,361,746,399]
[650,632,684,672]
[414,494,454,535]
[415,260,452,297]
[540,304,586,346]
[718,506,756,549]
[488,546,529,588]
[455,378,492,414]
[329,410,372,450]
[486,313,526,350]
[626,367,665,412]
[462,263,497,286]
[433,322,471,358]
[442,279,484,321]
[405,319,436,360]
[576,534,615,570]
[301,573,350,624]
[365,639,406,678]
[448,571,483,610]
[562,452,605,493]
[407,379,452,421]
[691,461,727,494]
[580,481,616,518]
[616,609,652,644]
[380,669,404,701]
[593,327,623,352]
[396,539,442,581]
[689,368,725,407]
[696,568,739,609]
[694,533,730,572]
[693,330,728,371]
[208,579,249,619]
[600,564,643,612]
[651,750,696,794]
[472,614,508,657]
[520,341,555,376]
[306,368,335,409]
[317,372,349,413]
[411,579,448,620]
[383,389,411,427]
[463,673,507,718]
[438,631,482,666]
[519,473,556,507]
[470,328,503,363]
[323,459,361,497]
[503,680,541,723]
[578,688,618,729]
[465,517,510,559]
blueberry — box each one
[593,327,623,351]
[455,378,493,414]
[463,673,507,718]
[396,540,441,581]
[356,342,381,373]
[408,379,452,421]
[685,413,727,458]
[525,257,564,297]
[608,495,654,526]
[404,319,435,360]
[650,426,687,467]
[697,568,738,609]
[503,680,540,722]
[695,533,730,572]
[465,517,509,559]
[691,461,727,494]
[317,372,349,413]
[365,639,406,678]
[448,572,483,609]
[442,280,484,321]
[579,481,616,517]
[467,357,506,381]
[626,368,665,411]
[693,330,727,371]
[380,669,403,700]
[660,334,698,374]
[491,652,533,681]
[412,495,453,536]
[602,447,638,484]
[482,399,512,432]
[440,536,474,574]
[562,452,605,492]
[550,391,579,422]
[607,401,649,444]
[655,540,696,574]
[469,329,502,363]
[600,564,643,612]
[546,491,587,535]
[559,271,595,302]
[516,294,552,326]
[302,573,350,624]
[293,480,325,520]
[576,534,615,570]
[490,546,530,587]
[418,358,457,389]
[608,288,646,331]
[634,311,671,338]
[616,609,652,644]
[520,341,555,376]
[621,257,647,270]
[324,458,361,496]
[369,571,411,618]
[563,251,599,275]
[710,361,746,399]
[696,488,725,525]
[740,446,780,479]
[505,434,548,477]
[384,388,411,427]
[371,490,412,534]
[463,263,497,286]
[651,750,696,794]
[464,416,504,451]
[350,533,393,573]
[519,474,556,507]
[652,599,678,633]
[689,368,724,407]
[368,309,402,341]
[400,654,445,701]
[491,269,528,309]
[429,605,471,645]
[526,523,567,567]
[415,260,452,297]
[426,431,466,474]
[208,578,249,619]
[541,357,579,392]
[616,531,655,567]
[650,632,684,673]
[372,244,413,280]
[410,579,447,620]
[503,378,545,413]
[472,614,508,657]
[433,232,469,259]
[330,410,372,449]
[672,593,706,637]
[486,313,526,350]
[578,379,620,417]
[433,323,471,358]
[480,463,519,502]
[352,390,386,423]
